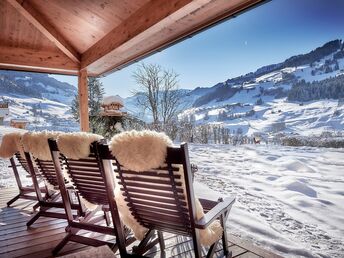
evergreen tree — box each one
[334,61,339,71]
[203,112,209,120]
[256,98,263,105]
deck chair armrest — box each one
[8,164,21,168]
[195,196,235,229]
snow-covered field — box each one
[0,94,79,131]
[0,126,343,257]
[190,144,344,258]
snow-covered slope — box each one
[1,93,79,131]
[175,39,344,136]
[0,70,79,131]
[0,70,77,105]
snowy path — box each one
[190,144,344,258]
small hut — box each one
[100,95,127,117]
[10,119,30,129]
[0,103,9,126]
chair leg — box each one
[221,210,231,257]
[158,231,165,252]
[192,231,202,258]
[104,210,111,226]
[32,201,40,212]
[206,241,218,258]
[7,194,20,207]
[27,211,42,227]
[52,232,72,255]
[75,191,85,217]
[132,229,157,255]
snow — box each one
[0,124,343,257]
[175,54,344,137]
[103,95,124,106]
[0,93,79,131]
[189,144,344,258]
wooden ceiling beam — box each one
[81,0,192,70]
[81,0,265,76]
[0,46,80,75]
[6,0,80,63]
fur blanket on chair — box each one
[57,132,103,160]
[56,132,103,211]
[110,130,223,246]
[0,132,25,158]
[21,131,62,191]
[22,131,61,161]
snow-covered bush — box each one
[282,135,344,148]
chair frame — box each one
[97,141,235,258]
[48,139,134,257]
[23,151,84,227]
[6,152,47,210]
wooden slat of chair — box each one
[118,181,184,193]
[97,142,236,258]
[48,139,132,257]
[23,152,84,227]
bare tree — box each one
[133,64,162,123]
[132,63,181,125]
[160,69,181,124]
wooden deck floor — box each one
[0,187,283,258]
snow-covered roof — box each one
[102,95,124,106]
[10,119,29,123]
[0,109,9,117]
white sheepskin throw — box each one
[110,130,223,246]
[110,130,173,172]
[0,132,25,158]
[56,132,103,211]
[22,131,61,161]
[57,132,103,160]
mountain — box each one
[0,70,77,105]
[126,39,344,136]
[187,39,344,107]
[0,70,79,131]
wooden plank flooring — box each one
[0,187,283,258]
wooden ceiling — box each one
[0,0,266,76]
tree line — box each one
[288,74,344,102]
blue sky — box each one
[52,0,344,98]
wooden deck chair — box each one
[48,138,134,257]
[0,131,47,208]
[6,152,47,209]
[23,150,84,227]
[97,141,236,258]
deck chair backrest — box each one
[34,158,60,187]
[63,152,109,206]
[49,139,113,207]
[98,142,198,237]
[48,138,128,256]
[14,152,30,174]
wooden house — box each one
[100,95,127,117]
[0,102,9,125]
[10,118,29,129]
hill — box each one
[0,70,76,105]
[0,70,79,131]
[125,39,344,137]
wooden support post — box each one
[78,69,89,132]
